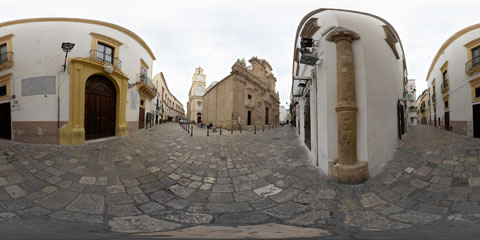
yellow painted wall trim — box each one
[58,57,129,145]
[90,32,122,64]
[90,32,123,47]
[140,58,149,70]
[470,77,480,103]
[0,34,14,71]
[0,73,13,101]
[0,18,156,60]
[440,61,449,94]
[426,24,480,81]
[0,34,14,43]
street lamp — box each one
[61,42,75,72]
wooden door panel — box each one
[139,107,145,129]
[304,93,311,149]
[474,105,480,138]
[0,102,11,140]
[85,75,116,140]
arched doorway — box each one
[196,112,202,123]
[84,75,116,140]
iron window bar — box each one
[89,49,121,69]
[0,52,13,64]
[466,55,480,73]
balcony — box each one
[0,52,14,71]
[89,49,121,70]
[441,81,449,94]
[136,73,156,99]
[466,55,480,76]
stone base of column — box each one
[328,161,369,184]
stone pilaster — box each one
[326,27,368,184]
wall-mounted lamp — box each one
[61,42,75,72]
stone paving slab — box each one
[2,124,480,236]
[136,223,331,239]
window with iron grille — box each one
[0,85,6,96]
[442,70,448,88]
[473,47,480,67]
[0,44,7,63]
[96,42,114,64]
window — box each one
[442,70,448,88]
[473,46,480,67]
[96,42,114,64]
[141,67,147,77]
[0,34,14,70]
[0,85,6,97]
[90,32,122,69]
[464,38,480,75]
[248,94,252,100]
[0,73,12,101]
[0,44,7,63]
[383,25,400,59]
[470,77,480,103]
[443,95,449,110]
[440,61,449,94]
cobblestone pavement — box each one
[1,123,480,238]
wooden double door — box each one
[84,75,116,140]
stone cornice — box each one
[326,27,360,43]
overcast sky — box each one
[2,0,479,109]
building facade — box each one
[426,24,480,137]
[186,67,206,123]
[0,18,157,144]
[279,105,290,124]
[290,9,409,183]
[153,72,185,122]
[416,89,431,125]
[203,57,279,129]
[407,79,417,126]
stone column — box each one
[326,27,368,184]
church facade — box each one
[186,67,206,123]
[203,57,280,130]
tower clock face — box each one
[196,86,203,94]
[197,75,204,80]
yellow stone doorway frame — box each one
[59,57,129,145]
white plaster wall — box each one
[0,20,154,124]
[426,28,480,136]
[293,10,405,176]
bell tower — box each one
[187,66,206,123]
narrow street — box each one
[1,123,480,239]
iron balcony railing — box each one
[0,52,13,64]
[89,49,121,69]
[442,81,449,90]
[466,55,480,73]
[136,73,156,92]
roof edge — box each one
[0,17,156,60]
